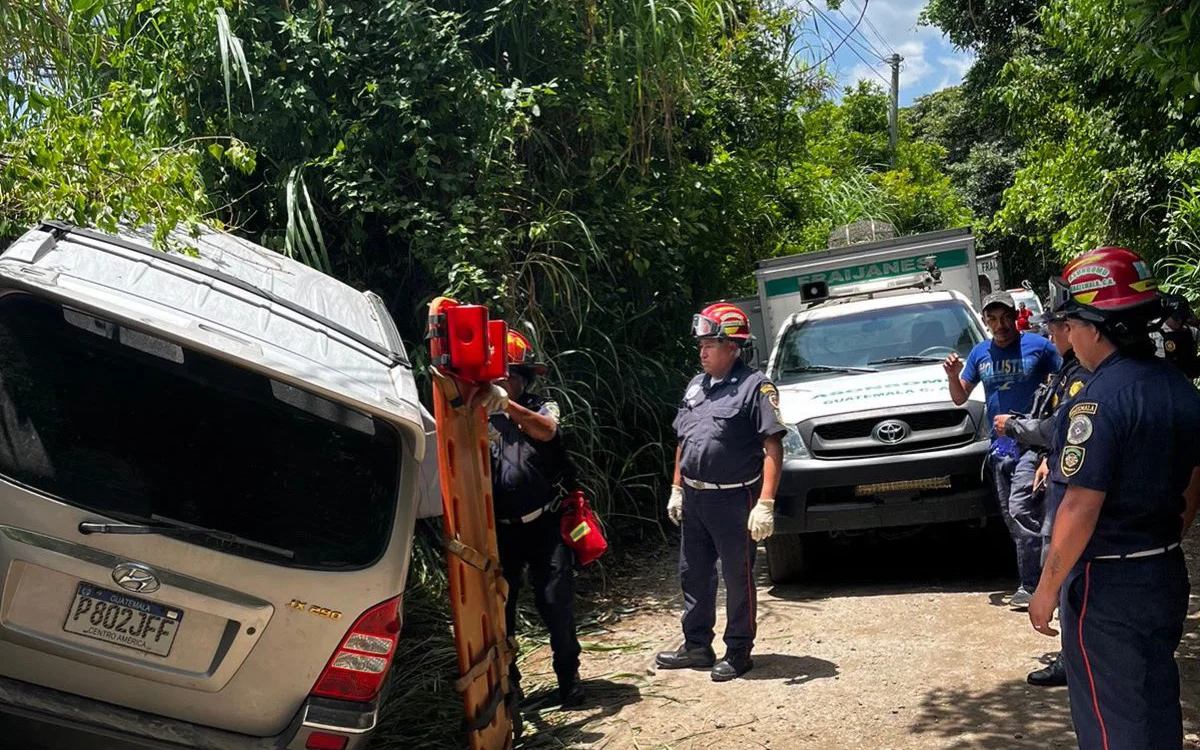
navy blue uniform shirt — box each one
[1040,352,1089,524]
[673,359,786,485]
[490,393,570,519]
[1049,352,1200,559]
[1035,351,1089,421]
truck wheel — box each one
[765,534,809,583]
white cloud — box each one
[937,53,976,81]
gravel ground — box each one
[515,525,1200,750]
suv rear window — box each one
[0,294,401,569]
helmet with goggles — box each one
[693,302,752,342]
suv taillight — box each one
[310,597,401,702]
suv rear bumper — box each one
[775,439,995,535]
[0,675,377,750]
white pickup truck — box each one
[729,228,997,582]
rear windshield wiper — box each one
[79,515,295,560]
[868,355,947,365]
[781,365,878,374]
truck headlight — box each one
[783,424,811,459]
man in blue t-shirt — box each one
[944,291,1061,605]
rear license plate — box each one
[63,583,183,657]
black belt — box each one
[497,499,560,525]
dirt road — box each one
[516,528,1200,750]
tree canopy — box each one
[917,0,1200,298]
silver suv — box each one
[0,222,426,749]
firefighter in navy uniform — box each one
[655,303,785,682]
[1158,294,1200,379]
[994,310,1088,687]
[1028,248,1200,750]
[482,330,583,712]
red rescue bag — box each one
[560,490,608,565]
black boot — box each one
[1027,655,1067,687]
[655,643,716,670]
[711,652,754,682]
[506,682,524,741]
[558,671,585,708]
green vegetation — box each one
[8,0,1200,745]
[917,0,1200,300]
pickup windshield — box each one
[774,299,984,384]
[0,294,401,569]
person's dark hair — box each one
[1108,328,1157,359]
[1097,302,1165,359]
[511,365,538,387]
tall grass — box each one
[1159,181,1200,305]
[373,525,464,749]
[594,0,739,165]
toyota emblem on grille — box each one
[873,419,910,444]
[112,563,160,594]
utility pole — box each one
[888,53,902,164]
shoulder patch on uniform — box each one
[1066,414,1093,445]
[1068,380,1084,397]
[1061,445,1086,477]
[760,382,780,409]
[544,400,561,422]
[1069,401,1098,419]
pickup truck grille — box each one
[807,408,976,459]
[813,434,974,458]
[813,409,967,441]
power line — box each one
[844,0,897,57]
[805,1,890,86]
[839,21,891,68]
[803,0,875,74]
[822,9,888,63]
[805,1,886,65]
[836,8,891,61]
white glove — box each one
[477,383,509,414]
[748,498,775,542]
[667,485,684,526]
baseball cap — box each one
[981,291,1017,313]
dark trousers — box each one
[990,449,1044,591]
[497,511,581,690]
[679,486,757,656]
[1060,549,1190,750]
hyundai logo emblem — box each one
[112,563,160,594]
[873,419,910,444]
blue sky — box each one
[799,0,975,106]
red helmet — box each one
[504,330,546,375]
[1050,246,1160,322]
[693,302,752,341]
